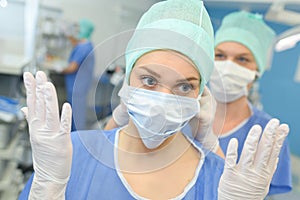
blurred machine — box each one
[0,65,31,199]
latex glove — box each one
[22,71,72,199]
[218,118,289,200]
[189,86,219,152]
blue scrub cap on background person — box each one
[125,0,215,94]
[215,11,276,75]
[78,19,95,40]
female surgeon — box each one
[210,10,292,197]
[105,10,293,197]
[19,1,289,199]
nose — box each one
[157,85,173,95]
[226,57,235,62]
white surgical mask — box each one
[118,83,200,149]
[209,60,257,103]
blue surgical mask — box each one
[118,83,200,149]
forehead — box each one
[133,50,200,77]
[215,42,254,57]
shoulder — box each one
[76,41,94,50]
[69,128,119,178]
[203,152,224,173]
[70,129,118,160]
[190,139,224,173]
[71,128,116,144]
[189,152,224,200]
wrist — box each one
[29,176,67,200]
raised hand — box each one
[218,118,289,200]
[22,71,72,199]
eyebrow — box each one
[215,49,252,57]
[139,66,161,78]
[139,66,200,82]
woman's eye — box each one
[176,83,193,94]
[237,56,249,63]
[215,53,226,60]
[141,76,157,87]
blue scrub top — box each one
[19,129,224,200]
[65,41,94,101]
[65,41,94,131]
[219,104,292,195]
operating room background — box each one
[0,0,299,199]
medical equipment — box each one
[275,25,300,52]
[0,95,26,199]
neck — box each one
[117,119,196,173]
[120,120,185,153]
[213,96,251,135]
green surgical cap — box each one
[78,19,94,40]
[125,0,214,94]
[215,11,276,75]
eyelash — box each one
[140,76,157,87]
[215,53,225,59]
[215,53,250,63]
[237,57,250,63]
[139,75,197,96]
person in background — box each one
[60,19,95,131]
[210,10,292,197]
[18,1,289,199]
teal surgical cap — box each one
[215,11,276,75]
[78,19,94,40]
[125,0,214,94]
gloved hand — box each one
[21,71,72,200]
[188,86,219,152]
[218,118,289,200]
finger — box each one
[268,124,289,168]
[60,103,72,134]
[224,138,238,168]
[21,107,28,121]
[23,72,36,120]
[198,86,216,119]
[254,118,279,170]
[35,71,48,121]
[43,82,60,130]
[201,86,210,97]
[239,124,262,167]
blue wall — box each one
[206,6,300,156]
